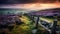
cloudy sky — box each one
[0,0,60,10]
[0,0,60,4]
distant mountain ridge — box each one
[27,8,60,16]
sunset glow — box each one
[0,3,60,10]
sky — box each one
[0,0,60,10]
[0,0,60,4]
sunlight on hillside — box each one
[19,16,32,24]
[40,17,53,23]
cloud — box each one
[0,0,36,4]
[0,0,60,4]
[0,3,60,10]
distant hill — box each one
[27,8,60,16]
